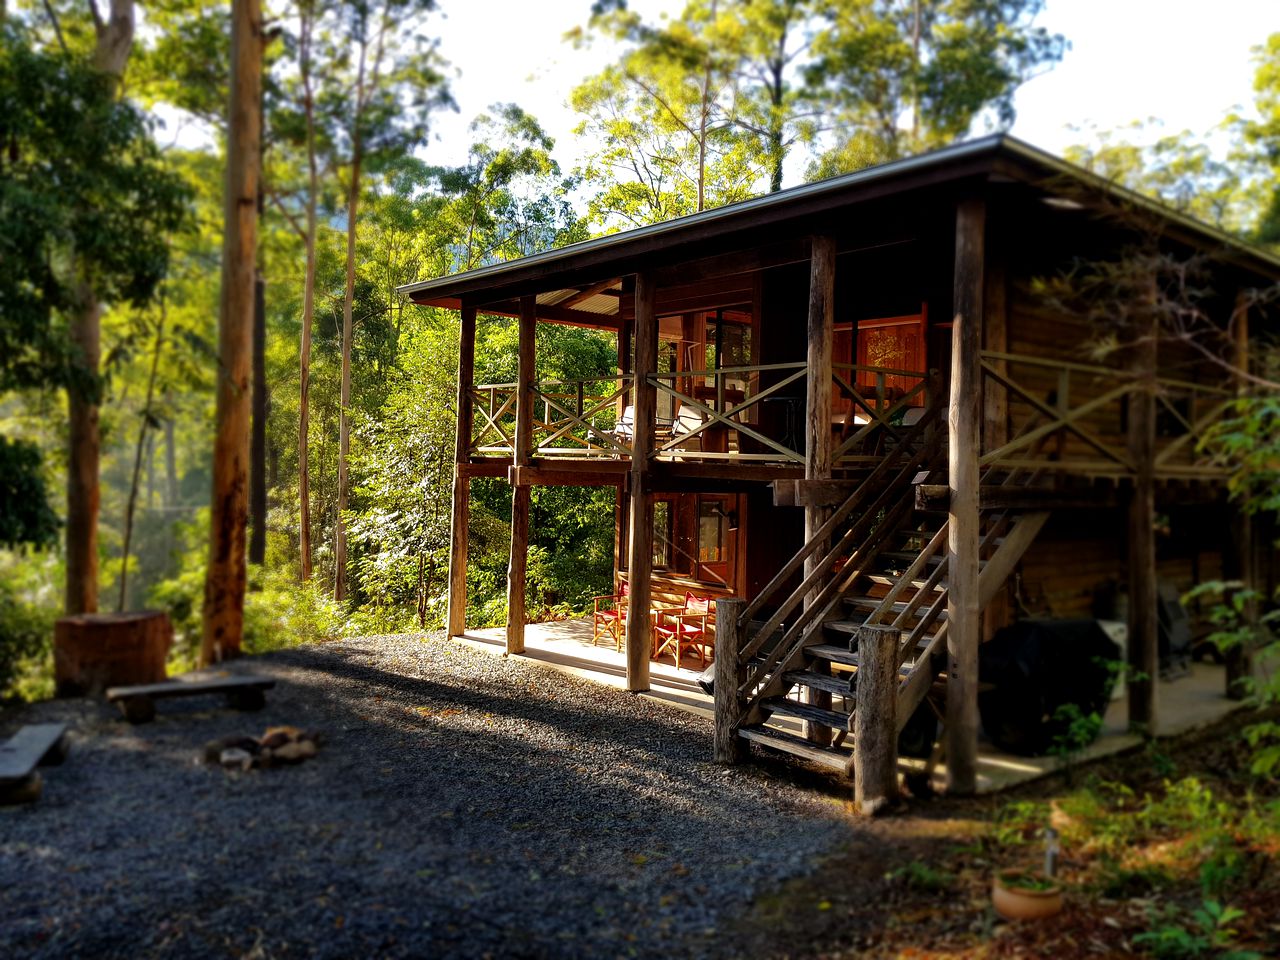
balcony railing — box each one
[468,363,935,466]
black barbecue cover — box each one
[978,619,1120,756]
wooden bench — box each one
[106,674,276,724]
[0,723,70,805]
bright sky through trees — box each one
[429,0,1275,180]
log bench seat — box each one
[0,723,70,805]
[106,674,276,724]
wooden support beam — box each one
[853,624,899,815]
[505,296,536,655]
[624,273,657,692]
[561,277,621,308]
[1127,293,1159,735]
[507,464,628,487]
[772,478,862,508]
[447,306,477,638]
[713,597,747,764]
[946,197,985,796]
[804,235,836,747]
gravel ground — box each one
[0,633,869,959]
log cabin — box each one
[398,134,1280,803]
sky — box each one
[424,0,1278,178]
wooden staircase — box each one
[720,402,1052,788]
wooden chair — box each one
[592,581,629,651]
[652,592,715,667]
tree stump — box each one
[54,611,172,697]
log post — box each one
[506,296,536,654]
[1226,290,1254,699]
[853,623,899,814]
[804,236,836,745]
[982,234,1010,642]
[946,197,985,796]
[447,305,477,639]
[713,597,747,764]
[624,273,657,692]
[1126,290,1159,734]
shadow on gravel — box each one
[1,637,860,960]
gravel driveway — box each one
[1,633,866,959]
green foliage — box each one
[1048,702,1105,773]
[0,551,60,702]
[1134,900,1262,960]
[888,859,955,893]
[1183,581,1280,778]
[806,0,1066,176]
[0,437,60,550]
[0,25,189,396]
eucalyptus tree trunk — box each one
[201,0,262,664]
[333,142,361,602]
[118,305,165,612]
[333,35,369,604]
[297,2,318,581]
[62,0,137,615]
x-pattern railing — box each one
[980,350,1235,479]
[533,376,630,458]
[648,362,807,463]
[832,364,933,464]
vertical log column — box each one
[804,236,836,746]
[1127,292,1159,734]
[613,317,633,583]
[624,274,657,692]
[506,296,536,654]
[447,305,477,639]
[981,240,1010,642]
[1226,291,1254,699]
[853,624,899,814]
[946,197,985,796]
[713,597,747,763]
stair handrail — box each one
[738,389,945,633]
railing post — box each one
[446,304,477,638]
[714,597,747,764]
[624,273,657,692]
[804,235,836,745]
[505,295,536,655]
[946,196,985,796]
[853,623,899,815]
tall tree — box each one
[570,0,761,230]
[806,0,1065,176]
[201,0,262,664]
[65,0,136,615]
[331,0,448,602]
[0,21,185,615]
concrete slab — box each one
[456,619,1247,794]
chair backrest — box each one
[673,405,705,437]
[615,405,636,439]
[619,580,629,598]
[684,592,712,617]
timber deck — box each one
[455,619,1245,795]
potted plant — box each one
[992,868,1064,920]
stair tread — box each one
[782,669,852,697]
[844,597,949,621]
[760,696,851,730]
[864,574,945,590]
[805,642,862,666]
[738,726,849,772]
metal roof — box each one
[398,134,1280,303]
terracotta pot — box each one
[992,869,1063,921]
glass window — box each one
[698,500,725,564]
[653,500,673,569]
